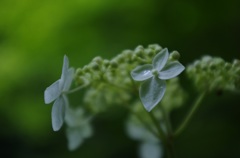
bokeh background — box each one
[0,0,239,158]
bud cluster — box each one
[186,56,240,92]
[74,44,184,113]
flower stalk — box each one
[174,92,206,137]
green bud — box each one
[115,54,124,63]
[201,55,212,63]
[131,54,137,61]
[110,60,118,68]
[134,45,144,57]
[193,60,201,69]
[148,44,162,52]
[236,68,240,75]
[76,68,83,75]
[90,62,100,70]
[213,57,225,66]
[135,45,144,52]
[123,50,133,58]
[92,74,101,80]
[82,65,90,72]
[103,59,110,67]
[233,59,240,67]
[145,48,155,57]
[170,51,180,60]
[92,56,103,64]
[224,63,232,70]
[209,63,217,70]
[76,76,86,85]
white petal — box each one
[131,64,153,81]
[65,107,85,127]
[59,55,70,89]
[44,80,61,104]
[152,48,169,71]
[66,124,93,151]
[159,61,185,80]
[66,127,84,151]
[63,67,74,91]
[140,77,166,112]
[126,120,158,142]
[52,97,65,131]
[139,142,162,158]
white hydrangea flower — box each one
[65,107,93,151]
[131,48,185,112]
[44,55,74,131]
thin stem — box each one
[161,107,176,158]
[63,82,89,94]
[134,111,160,139]
[148,111,166,142]
[119,103,160,139]
[174,92,206,137]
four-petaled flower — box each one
[44,55,74,131]
[131,48,185,112]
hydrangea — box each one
[131,48,185,112]
[65,107,93,151]
[44,55,74,131]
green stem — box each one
[161,107,175,158]
[148,111,166,142]
[174,92,206,137]
[134,111,160,139]
[64,82,89,94]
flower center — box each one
[151,69,159,76]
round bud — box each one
[135,45,144,57]
[224,63,232,70]
[76,68,83,75]
[82,65,90,72]
[145,48,155,57]
[148,44,162,52]
[170,51,180,60]
[123,50,132,58]
[92,56,103,64]
[103,59,110,67]
[110,60,118,68]
[233,59,240,67]
[90,62,100,70]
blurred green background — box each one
[0,0,239,157]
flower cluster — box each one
[131,48,185,111]
[186,56,240,92]
[43,44,187,153]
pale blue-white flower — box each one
[44,55,74,131]
[126,115,162,158]
[65,107,93,151]
[131,48,185,112]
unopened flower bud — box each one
[170,51,180,60]
[110,60,118,68]
[76,68,83,75]
[233,59,240,67]
[103,59,110,67]
[90,62,100,70]
[92,56,103,64]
